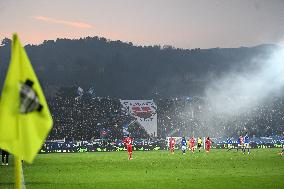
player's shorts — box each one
[127,145,132,153]
[181,145,187,151]
[197,144,202,148]
[244,143,250,148]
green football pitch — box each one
[1,149,283,189]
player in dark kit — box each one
[1,149,9,165]
[123,135,133,160]
[181,137,187,155]
[243,133,250,154]
[197,137,203,152]
[227,138,233,151]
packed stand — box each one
[48,96,148,141]
[47,95,284,141]
[156,97,284,138]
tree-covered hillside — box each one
[0,37,276,98]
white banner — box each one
[120,100,157,136]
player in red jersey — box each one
[205,137,212,153]
[169,137,175,154]
[189,137,195,153]
[237,135,244,152]
[123,134,133,160]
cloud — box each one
[34,16,93,29]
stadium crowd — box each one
[48,95,148,141]
[47,94,284,141]
[156,97,284,138]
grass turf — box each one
[0,149,284,189]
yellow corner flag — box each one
[0,34,53,163]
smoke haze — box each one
[205,45,284,115]
[195,44,284,136]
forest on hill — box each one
[0,37,276,99]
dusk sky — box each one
[1,0,284,49]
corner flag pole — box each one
[14,156,21,189]
[15,115,21,189]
